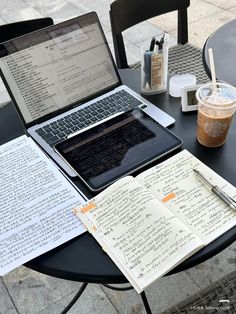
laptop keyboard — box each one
[35,89,142,147]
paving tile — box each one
[0,16,6,25]
[40,283,118,314]
[31,1,87,24]
[204,0,236,10]
[11,7,43,22]
[2,266,83,313]
[167,10,235,48]
[98,10,111,30]
[99,18,111,34]
[123,21,163,45]
[0,278,18,314]
[149,0,221,34]
[69,0,113,33]
[105,30,141,66]
[101,272,200,314]
[186,241,236,289]
[69,0,113,17]
[0,0,43,22]
[145,272,201,313]
[0,0,27,12]
[188,10,236,48]
[101,283,145,314]
[123,42,141,65]
[25,0,64,6]
[230,6,236,14]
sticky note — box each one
[162,192,176,203]
[81,202,96,213]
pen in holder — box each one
[141,33,169,95]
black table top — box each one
[203,19,236,86]
[1,69,236,284]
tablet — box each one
[55,108,182,191]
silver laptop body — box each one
[0,12,174,176]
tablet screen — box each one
[55,108,182,190]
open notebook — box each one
[75,150,236,293]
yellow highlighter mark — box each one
[162,192,176,203]
[80,202,96,213]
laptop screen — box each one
[0,12,120,125]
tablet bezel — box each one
[54,108,183,191]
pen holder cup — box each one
[141,34,169,95]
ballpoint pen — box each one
[143,37,156,89]
[193,169,236,211]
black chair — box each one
[110,0,209,83]
[0,17,53,42]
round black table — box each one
[1,69,236,285]
[203,19,236,86]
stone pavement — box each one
[1,0,236,313]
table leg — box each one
[60,282,88,314]
[102,283,133,291]
[141,291,152,314]
[102,284,152,314]
[60,283,152,314]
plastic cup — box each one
[196,82,236,147]
[141,34,169,95]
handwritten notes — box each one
[136,150,236,244]
[78,176,203,292]
[75,149,236,292]
[0,135,86,275]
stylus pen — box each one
[193,169,236,211]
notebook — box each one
[0,12,174,177]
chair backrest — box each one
[0,17,53,43]
[110,0,190,68]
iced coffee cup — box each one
[196,82,236,147]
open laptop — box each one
[0,12,174,177]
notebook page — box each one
[0,135,86,275]
[136,150,236,244]
[76,176,203,293]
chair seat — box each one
[168,43,209,83]
[129,43,209,84]
[161,270,236,314]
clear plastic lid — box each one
[196,82,236,110]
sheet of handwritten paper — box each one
[0,135,86,276]
[136,149,236,244]
[78,176,203,293]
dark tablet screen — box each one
[55,108,182,191]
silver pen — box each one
[193,169,236,211]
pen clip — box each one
[214,186,236,204]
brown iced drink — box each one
[197,107,234,147]
[196,83,236,148]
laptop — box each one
[0,12,174,177]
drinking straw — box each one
[208,48,217,94]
